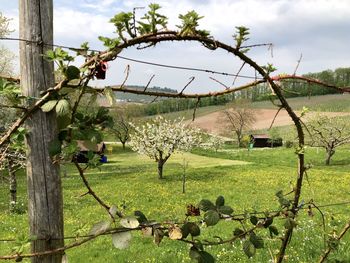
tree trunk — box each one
[20,1,64,262]
[8,160,17,205]
[325,149,335,165]
[122,141,126,150]
[157,159,164,179]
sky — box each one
[2,0,350,93]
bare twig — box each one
[192,97,200,121]
[179,77,195,94]
[209,77,230,90]
[232,62,246,85]
[293,53,303,76]
[143,74,155,92]
[269,107,283,130]
[119,65,130,89]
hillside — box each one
[113,85,178,102]
[157,93,350,135]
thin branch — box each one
[149,96,159,104]
[192,97,200,121]
[119,64,130,89]
[73,160,122,218]
[269,107,283,130]
[319,219,350,263]
[293,53,303,76]
[209,77,230,90]
[310,202,327,248]
[179,77,195,94]
[232,62,246,86]
[143,74,155,92]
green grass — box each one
[1,145,350,262]
[251,93,350,112]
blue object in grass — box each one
[100,155,107,163]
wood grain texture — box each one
[19,1,64,262]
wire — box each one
[0,36,264,80]
[0,200,349,243]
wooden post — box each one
[19,1,64,262]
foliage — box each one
[2,145,350,261]
[129,116,201,178]
[201,134,225,153]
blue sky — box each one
[2,0,350,93]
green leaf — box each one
[134,210,147,223]
[112,231,132,249]
[263,217,273,228]
[250,215,258,225]
[181,223,190,239]
[88,220,110,235]
[189,247,201,261]
[284,218,296,230]
[48,138,62,156]
[57,115,71,130]
[249,232,264,249]
[204,210,220,226]
[120,217,140,229]
[41,100,58,112]
[198,251,215,263]
[199,199,215,212]
[217,205,233,215]
[55,99,70,117]
[269,226,279,237]
[181,222,201,238]
[215,195,225,207]
[65,65,80,80]
[186,222,201,237]
[243,239,256,258]
[233,228,245,237]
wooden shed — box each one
[250,134,282,148]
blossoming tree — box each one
[130,116,201,179]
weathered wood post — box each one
[19,0,64,262]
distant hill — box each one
[112,85,178,102]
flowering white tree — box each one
[130,116,201,179]
[202,134,225,153]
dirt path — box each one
[188,109,350,134]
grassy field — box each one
[146,94,350,123]
[251,93,350,112]
[1,144,350,262]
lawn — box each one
[1,144,350,262]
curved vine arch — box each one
[1,5,349,263]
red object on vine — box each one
[95,61,108,79]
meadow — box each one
[1,143,350,263]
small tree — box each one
[203,134,225,152]
[219,105,256,147]
[110,106,139,150]
[130,116,201,179]
[307,114,350,165]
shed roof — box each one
[76,140,105,152]
[250,134,270,139]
